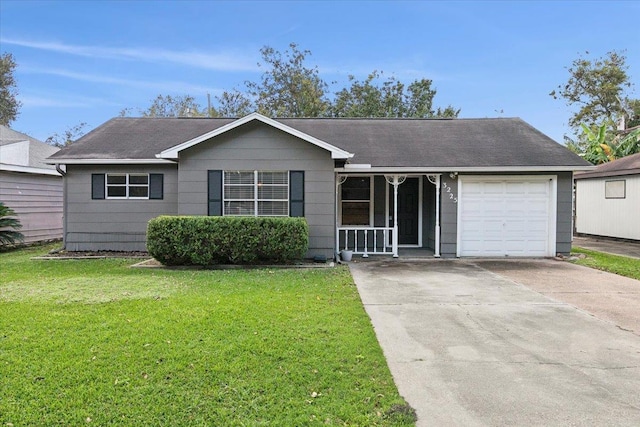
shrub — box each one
[0,202,24,248]
[147,216,309,266]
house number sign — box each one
[442,181,458,204]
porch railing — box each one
[337,227,394,257]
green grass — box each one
[571,247,640,280]
[0,244,415,426]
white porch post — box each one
[385,175,406,258]
[427,175,442,258]
[335,174,348,258]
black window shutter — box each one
[91,174,105,199]
[289,171,304,217]
[149,174,164,200]
[208,170,222,216]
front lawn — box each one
[0,245,414,426]
[571,247,640,280]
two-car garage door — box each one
[457,176,557,257]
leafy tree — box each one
[615,128,640,158]
[0,52,22,126]
[243,43,330,117]
[625,99,640,128]
[332,72,459,118]
[137,44,458,119]
[0,202,23,247]
[46,122,88,148]
[120,94,217,118]
[138,94,209,118]
[550,50,632,134]
[215,89,253,117]
[579,123,613,164]
[579,123,640,164]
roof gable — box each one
[0,125,59,171]
[157,113,353,160]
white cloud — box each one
[2,37,259,72]
[20,66,225,95]
[18,94,92,108]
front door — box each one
[396,178,419,245]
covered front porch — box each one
[335,173,444,258]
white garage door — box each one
[458,176,556,257]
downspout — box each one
[56,164,67,249]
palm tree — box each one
[0,202,24,247]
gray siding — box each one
[0,171,63,243]
[422,179,436,251]
[177,121,336,258]
[556,171,573,255]
[64,164,178,251]
[439,175,459,257]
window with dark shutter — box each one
[208,170,223,216]
[91,174,105,199]
[289,171,304,217]
[149,174,164,200]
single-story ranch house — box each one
[48,113,592,258]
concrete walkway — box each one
[573,235,640,259]
[350,259,640,426]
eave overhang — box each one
[0,163,62,176]
[334,165,596,173]
[46,158,176,165]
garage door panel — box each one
[527,182,550,194]
[505,182,526,194]
[459,177,555,257]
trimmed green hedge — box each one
[146,216,309,266]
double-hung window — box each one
[340,177,371,225]
[223,171,289,216]
[106,174,149,199]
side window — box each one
[106,174,149,199]
[605,180,625,199]
[92,173,163,200]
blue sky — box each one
[1,0,639,144]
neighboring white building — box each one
[0,125,63,243]
[575,152,640,241]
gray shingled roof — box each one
[0,125,59,169]
[574,152,640,179]
[49,116,590,168]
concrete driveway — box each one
[350,259,640,426]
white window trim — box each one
[105,173,149,200]
[223,170,289,217]
[339,175,373,226]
